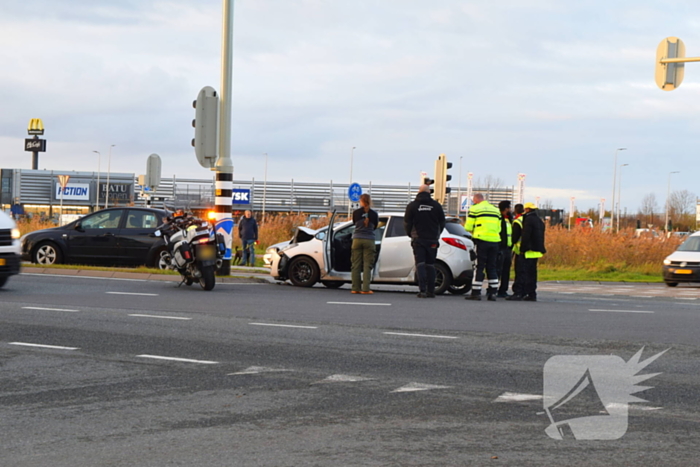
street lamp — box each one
[92,150,101,211]
[616,163,629,232]
[262,153,268,224]
[665,171,680,234]
[348,146,356,218]
[105,144,115,209]
[611,147,626,231]
[458,156,463,217]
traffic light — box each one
[655,37,686,91]
[433,153,452,204]
[192,86,220,169]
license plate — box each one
[199,245,216,260]
[0,258,5,266]
[674,269,693,274]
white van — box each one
[0,210,21,288]
[663,231,700,287]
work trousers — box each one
[411,239,438,294]
[497,247,512,295]
[515,255,539,298]
[351,238,376,292]
[472,239,500,295]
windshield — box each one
[444,222,469,237]
[677,236,700,252]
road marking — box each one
[383,332,458,340]
[228,366,293,375]
[391,382,451,393]
[128,314,192,321]
[22,306,79,312]
[314,374,374,383]
[588,309,654,314]
[107,292,159,296]
[9,342,79,350]
[494,392,543,402]
[556,292,575,294]
[327,301,392,306]
[136,354,218,364]
[675,297,697,300]
[249,322,318,329]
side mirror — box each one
[75,222,84,232]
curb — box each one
[20,267,274,284]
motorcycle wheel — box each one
[199,265,216,291]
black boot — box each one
[465,292,481,301]
[506,294,523,301]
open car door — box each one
[323,210,337,275]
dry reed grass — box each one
[15,217,56,236]
[542,226,683,274]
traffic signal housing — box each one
[192,86,220,169]
[433,153,452,204]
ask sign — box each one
[232,189,251,205]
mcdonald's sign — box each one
[27,118,44,135]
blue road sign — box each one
[348,183,362,202]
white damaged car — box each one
[269,212,475,295]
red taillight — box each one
[442,237,467,250]
[184,250,191,260]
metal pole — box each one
[105,144,115,209]
[611,148,626,232]
[666,171,679,234]
[32,136,39,170]
[458,156,462,218]
[617,163,628,232]
[93,151,101,211]
[214,0,235,276]
[262,153,267,224]
[348,146,355,218]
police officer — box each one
[497,200,513,298]
[507,203,525,300]
[404,184,446,298]
[465,193,501,301]
[510,202,546,301]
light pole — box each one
[92,150,101,211]
[458,156,463,217]
[611,147,626,231]
[262,153,268,224]
[665,171,680,234]
[105,144,115,209]
[348,146,355,218]
[616,163,629,232]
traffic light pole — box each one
[215,0,235,276]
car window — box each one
[315,228,328,241]
[81,210,124,229]
[386,217,407,238]
[125,211,159,229]
[677,236,700,252]
[444,222,468,237]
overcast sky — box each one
[1,0,699,213]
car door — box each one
[66,209,124,263]
[323,211,337,275]
[116,209,163,265]
[376,215,414,278]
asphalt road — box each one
[0,272,699,466]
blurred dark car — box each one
[20,207,169,267]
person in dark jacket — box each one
[351,194,379,294]
[509,202,546,301]
[507,203,525,300]
[404,185,446,298]
[238,210,258,267]
[497,200,513,298]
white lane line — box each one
[22,306,79,313]
[228,366,293,375]
[383,332,458,340]
[494,392,543,402]
[9,342,79,350]
[128,314,192,321]
[136,354,218,364]
[556,292,575,294]
[391,382,451,393]
[107,292,159,296]
[327,301,392,306]
[675,298,698,300]
[588,309,654,314]
[314,374,374,384]
[249,322,318,329]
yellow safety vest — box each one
[512,216,523,255]
[504,218,512,247]
[465,201,501,243]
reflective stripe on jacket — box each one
[465,201,501,243]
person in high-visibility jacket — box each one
[507,204,525,300]
[510,202,546,301]
[464,193,502,301]
[496,200,513,298]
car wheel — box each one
[434,262,453,295]
[288,256,320,287]
[156,249,172,270]
[665,281,679,287]
[34,242,62,265]
[322,280,344,289]
[448,282,471,295]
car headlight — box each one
[663,259,671,265]
[11,228,20,240]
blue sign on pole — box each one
[348,183,362,202]
[232,189,251,205]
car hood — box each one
[292,226,318,244]
[665,250,700,262]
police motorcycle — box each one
[154,209,226,291]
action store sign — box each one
[54,183,90,201]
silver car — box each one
[269,212,474,295]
